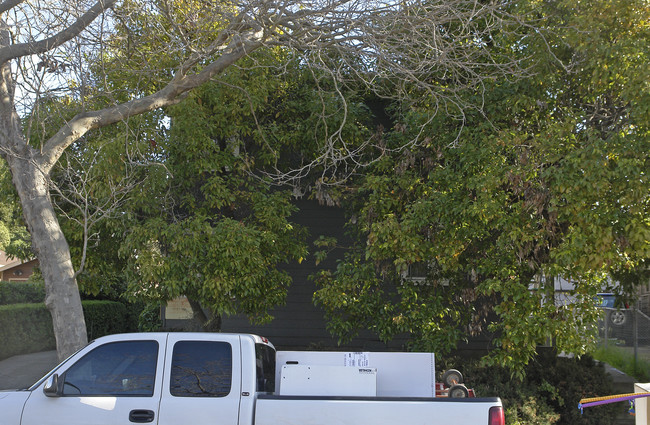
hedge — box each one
[0,281,45,305]
[0,303,55,360]
[82,300,139,340]
[0,300,139,360]
[444,349,624,425]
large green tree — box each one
[51,46,375,328]
[0,0,524,359]
[116,54,319,327]
[314,0,649,372]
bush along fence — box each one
[0,300,139,361]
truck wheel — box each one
[442,369,464,387]
[448,384,469,398]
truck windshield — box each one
[255,343,276,393]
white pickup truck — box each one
[0,332,504,425]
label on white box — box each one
[344,352,370,367]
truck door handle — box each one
[129,409,155,423]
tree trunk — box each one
[187,297,222,332]
[0,27,87,361]
[8,156,88,361]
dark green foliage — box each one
[137,302,163,332]
[0,162,32,260]
[115,57,361,324]
[0,303,55,360]
[451,350,626,425]
[314,0,649,373]
[82,300,138,340]
[0,301,139,360]
[0,281,45,305]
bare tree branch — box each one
[0,0,25,15]
[40,32,264,172]
[0,0,118,64]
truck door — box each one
[157,333,242,425]
[21,335,167,425]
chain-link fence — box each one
[598,305,650,363]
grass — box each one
[592,344,650,382]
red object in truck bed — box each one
[435,382,476,398]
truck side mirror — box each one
[43,374,61,397]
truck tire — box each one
[448,384,469,398]
[610,310,627,326]
[442,369,463,387]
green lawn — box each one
[593,344,650,382]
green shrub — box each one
[82,300,138,340]
[442,349,626,425]
[0,281,45,304]
[505,395,560,425]
[126,302,146,332]
[0,300,142,360]
[0,303,56,360]
[527,353,624,425]
[137,302,163,332]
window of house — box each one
[170,341,232,397]
[62,341,158,396]
[401,261,450,287]
[405,262,429,282]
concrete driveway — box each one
[0,351,58,390]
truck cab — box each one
[5,333,273,425]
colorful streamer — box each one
[579,392,650,414]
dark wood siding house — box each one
[164,199,495,353]
[162,199,408,351]
[220,199,408,351]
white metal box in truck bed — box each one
[277,350,436,397]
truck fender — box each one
[0,391,31,425]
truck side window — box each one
[170,341,232,397]
[255,343,276,392]
[61,341,158,396]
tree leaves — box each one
[314,0,649,373]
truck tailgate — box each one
[254,395,502,425]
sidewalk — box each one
[604,362,637,393]
[0,350,58,390]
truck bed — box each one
[255,394,502,425]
